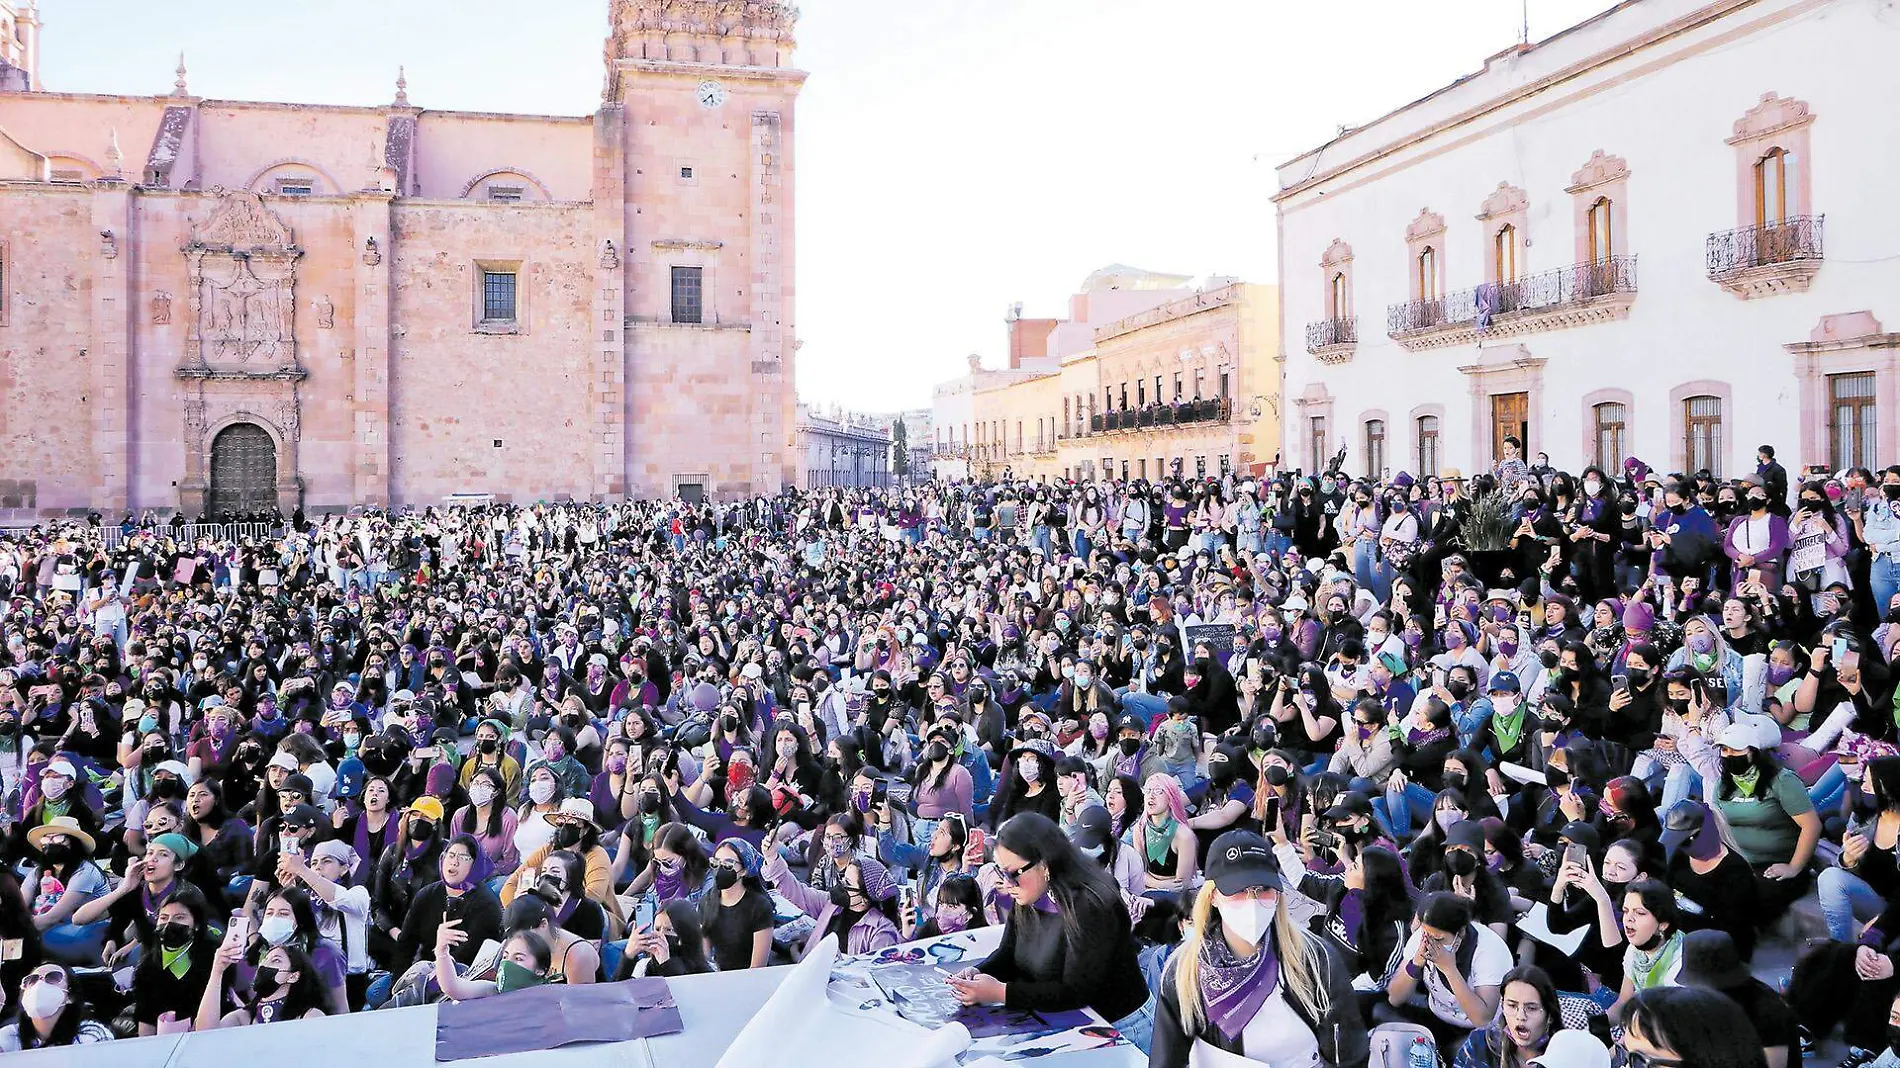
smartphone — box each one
[1833,637,1850,663]
[1841,649,1862,674]
[1562,843,1587,870]
[517,865,538,889]
[445,896,465,923]
[965,827,988,861]
[634,893,657,932]
[1747,568,1763,586]
[1611,674,1630,694]
[227,910,251,945]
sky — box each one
[38,0,1624,412]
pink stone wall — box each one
[387,202,598,503]
[0,188,98,510]
[0,1,804,516]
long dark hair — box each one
[1496,964,1561,1046]
[1615,986,1768,1068]
[11,964,85,1048]
[994,812,1123,946]
[461,766,508,839]
[652,822,710,891]
[657,898,713,974]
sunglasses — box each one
[1620,1051,1682,1068]
[23,968,67,988]
[997,859,1039,885]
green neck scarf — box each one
[1730,765,1763,796]
[1144,815,1178,868]
[1629,931,1683,991]
[1491,701,1530,756]
[160,944,193,979]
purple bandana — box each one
[1201,929,1282,1041]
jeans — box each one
[41,919,110,964]
[1378,782,1436,838]
[1032,525,1052,559]
[1119,691,1169,727]
[1819,865,1887,941]
[1111,993,1157,1055]
[972,528,992,542]
[1874,555,1900,618]
[1811,763,1849,814]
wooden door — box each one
[1491,392,1529,466]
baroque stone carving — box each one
[1729,92,1813,144]
[1319,239,1353,268]
[315,296,334,329]
[100,230,118,259]
[1405,208,1446,243]
[599,240,620,271]
[151,291,171,324]
[1567,150,1629,192]
[1477,182,1528,221]
[183,192,301,370]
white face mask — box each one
[259,914,297,946]
[21,980,67,1019]
[41,779,70,802]
[1017,757,1041,784]
[1583,479,1602,496]
[1214,894,1275,946]
[529,779,557,805]
[468,783,496,808]
[1493,696,1519,716]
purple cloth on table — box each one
[433,978,681,1061]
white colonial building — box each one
[1276,0,1900,483]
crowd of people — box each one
[1,438,1897,1068]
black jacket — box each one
[975,885,1147,1022]
[1151,929,1369,1068]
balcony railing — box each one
[1388,255,1638,338]
[1089,414,1103,433]
[1707,216,1823,275]
[1088,399,1231,435]
[1306,316,1358,352]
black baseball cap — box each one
[1205,829,1282,894]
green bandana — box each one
[1730,766,1762,796]
[1691,651,1718,674]
[640,814,661,845]
[1144,815,1178,869]
[1491,701,1529,757]
[496,959,547,994]
[1629,931,1683,991]
[161,944,193,979]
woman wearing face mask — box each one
[391,833,502,975]
[909,721,975,823]
[990,738,1062,831]
[948,813,1153,1048]
[1661,618,1747,716]
[128,886,219,1035]
[512,762,568,859]
[1420,820,1515,942]
[617,897,715,979]
[25,817,107,964]
[433,927,555,1002]
[460,718,523,801]
[246,886,349,1014]
[451,766,520,878]
[1711,722,1820,915]
[1785,481,1851,603]
[0,963,115,1050]
[500,864,601,983]
[879,810,980,931]
[196,938,327,1029]
[698,840,775,970]
[1189,744,1259,853]
[1151,828,1365,1068]
[1380,694,1460,839]
[533,725,591,799]
[911,873,991,940]
[761,820,900,958]
[591,735,643,827]
[1132,774,1200,899]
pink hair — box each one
[1143,773,1191,823]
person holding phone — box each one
[949,813,1152,1050]
[390,833,501,974]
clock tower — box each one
[602,0,805,499]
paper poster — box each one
[432,977,680,1061]
[1518,902,1588,955]
[173,559,197,585]
[718,936,970,1068]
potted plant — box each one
[1460,487,1521,587]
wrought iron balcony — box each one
[1386,255,1638,350]
[1305,317,1358,359]
[1707,216,1823,299]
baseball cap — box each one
[407,796,445,822]
[280,803,323,830]
[1487,671,1521,694]
[1529,1031,1610,1068]
[1204,829,1282,894]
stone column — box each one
[749,111,788,495]
[353,194,394,506]
[592,104,628,502]
[89,182,133,513]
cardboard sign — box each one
[1184,623,1241,655]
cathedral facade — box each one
[0,0,803,517]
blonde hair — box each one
[1172,881,1330,1036]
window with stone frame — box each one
[481,270,518,323]
[670,266,704,324]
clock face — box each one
[697,80,726,109]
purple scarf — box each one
[1201,928,1282,1041]
[653,865,687,902]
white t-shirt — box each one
[1238,983,1323,1068]
[1401,923,1512,1027]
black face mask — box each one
[157,921,193,950]
[553,825,583,850]
[640,791,663,814]
[40,842,72,866]
[479,738,500,755]
[1119,737,1142,756]
[713,866,739,891]
[1885,485,1900,502]
[1444,850,1479,878]
[925,742,949,763]
[1445,680,1470,700]
[721,715,740,732]
[252,965,284,999]
[1250,725,1276,751]
[1264,765,1290,787]
[828,882,858,911]
[1539,649,1561,670]
[409,821,436,841]
[1443,770,1468,792]
[1723,754,1754,777]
